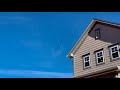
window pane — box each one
[96,31,99,36]
[114,47,118,51]
[97,53,100,57]
[111,47,118,52]
[85,57,89,61]
[97,51,103,57]
[112,52,119,58]
[112,48,115,52]
[98,57,103,63]
[87,57,89,60]
[100,52,102,56]
[85,62,89,67]
[95,29,100,39]
[85,59,88,62]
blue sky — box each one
[0,12,120,78]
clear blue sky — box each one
[0,12,119,78]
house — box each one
[67,18,120,78]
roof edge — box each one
[67,19,96,59]
[67,18,120,60]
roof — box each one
[67,18,120,59]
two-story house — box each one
[67,18,120,78]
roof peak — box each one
[67,18,120,59]
[92,18,120,26]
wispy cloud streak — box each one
[0,16,31,20]
[51,47,64,58]
[0,69,73,78]
[0,16,31,24]
[20,40,43,50]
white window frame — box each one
[83,55,90,69]
[95,50,104,65]
[110,45,120,60]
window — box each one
[109,45,120,60]
[95,29,100,39]
[83,55,90,69]
[95,50,104,64]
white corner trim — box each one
[70,53,74,57]
[117,66,120,70]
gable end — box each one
[67,18,120,59]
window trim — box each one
[82,54,91,69]
[95,50,105,65]
[109,45,120,61]
[95,28,101,40]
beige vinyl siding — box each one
[74,23,120,77]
